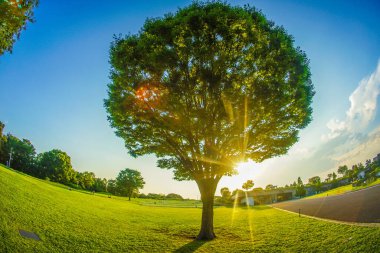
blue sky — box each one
[1,0,380,198]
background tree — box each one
[166,193,184,200]
[337,165,348,177]
[93,178,108,192]
[116,168,145,200]
[325,173,332,183]
[78,171,96,190]
[220,187,231,204]
[36,149,75,184]
[295,177,306,197]
[3,134,36,172]
[242,180,254,191]
[308,176,321,193]
[351,164,360,181]
[107,179,117,195]
[0,121,7,163]
[231,188,244,198]
[106,2,313,240]
[0,0,39,55]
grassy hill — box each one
[305,179,380,200]
[1,164,379,252]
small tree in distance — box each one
[220,187,231,204]
[106,2,314,239]
[295,177,306,197]
[242,180,254,191]
[116,168,145,200]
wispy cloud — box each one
[333,126,380,166]
[323,60,380,141]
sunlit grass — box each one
[1,164,379,252]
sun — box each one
[219,160,262,191]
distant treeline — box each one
[0,122,185,200]
[0,122,109,192]
[138,193,184,200]
[281,153,380,197]
[219,152,380,203]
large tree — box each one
[0,0,39,55]
[115,168,145,200]
[36,149,75,184]
[106,2,314,240]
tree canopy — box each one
[106,1,314,240]
[116,168,145,200]
[106,2,313,182]
[3,134,35,172]
[242,179,254,191]
[36,149,75,184]
[0,0,39,55]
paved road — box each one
[272,184,380,223]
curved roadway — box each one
[271,184,380,223]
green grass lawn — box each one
[1,165,379,252]
[305,178,380,200]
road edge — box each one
[270,206,380,227]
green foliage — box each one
[219,187,231,204]
[308,176,322,193]
[2,165,380,252]
[165,193,184,200]
[0,122,110,193]
[220,187,230,198]
[295,177,306,197]
[145,193,165,199]
[3,134,36,172]
[36,149,75,184]
[308,176,321,185]
[0,121,6,162]
[0,0,38,55]
[116,168,145,200]
[93,177,108,192]
[242,179,254,190]
[337,165,348,176]
[107,179,117,194]
[76,171,96,190]
[105,1,314,182]
[106,2,313,238]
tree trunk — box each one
[196,178,219,240]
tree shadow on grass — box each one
[174,239,208,253]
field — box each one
[1,165,379,253]
[305,178,380,199]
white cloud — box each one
[323,119,347,141]
[333,126,380,167]
[323,60,380,141]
